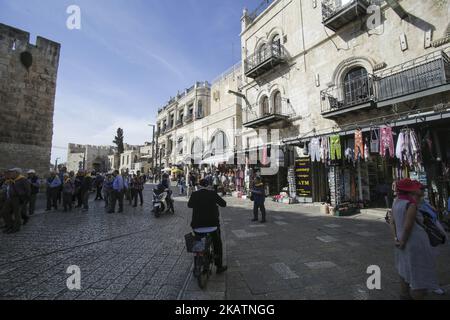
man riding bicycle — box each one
[188,179,227,274]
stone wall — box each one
[0,23,60,176]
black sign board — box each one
[296,157,312,197]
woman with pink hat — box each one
[391,178,440,300]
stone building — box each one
[0,23,60,175]
[239,0,450,208]
[66,143,116,173]
[155,81,211,169]
[155,67,243,175]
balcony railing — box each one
[244,43,286,79]
[321,49,450,117]
[376,50,450,104]
[185,114,193,123]
[322,0,371,32]
[321,74,376,115]
[244,102,293,128]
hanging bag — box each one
[416,215,447,247]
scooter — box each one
[152,188,175,218]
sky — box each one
[0,0,263,163]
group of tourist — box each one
[0,167,148,234]
[181,171,232,197]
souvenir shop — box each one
[288,111,450,214]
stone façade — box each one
[0,23,60,176]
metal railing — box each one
[375,49,450,101]
[321,0,371,21]
[244,43,285,74]
[321,74,376,114]
[245,101,293,123]
[321,49,450,114]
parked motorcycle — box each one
[152,188,174,217]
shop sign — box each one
[296,157,312,198]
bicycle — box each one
[186,231,216,289]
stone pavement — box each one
[1,185,449,300]
[0,184,192,300]
[221,197,450,300]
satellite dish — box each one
[20,51,33,70]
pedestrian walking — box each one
[80,171,93,212]
[250,177,267,223]
[391,178,442,300]
[102,172,114,210]
[74,171,84,208]
[213,173,220,193]
[109,170,124,213]
[177,175,186,196]
[46,171,61,211]
[62,173,74,212]
[94,173,104,201]
[27,170,40,216]
[57,167,67,206]
[8,168,31,232]
[132,171,144,207]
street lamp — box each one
[148,124,157,180]
[54,157,60,171]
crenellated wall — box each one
[0,23,60,176]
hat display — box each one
[396,178,423,192]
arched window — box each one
[211,131,228,156]
[273,91,282,114]
[258,43,267,64]
[261,96,270,115]
[272,34,281,56]
[343,67,369,105]
[191,138,203,158]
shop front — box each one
[285,109,450,215]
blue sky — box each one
[0,0,262,163]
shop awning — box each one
[200,152,234,166]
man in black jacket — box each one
[188,179,227,274]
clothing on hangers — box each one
[364,138,370,161]
[380,126,394,158]
[320,137,330,164]
[370,128,380,153]
[310,138,321,162]
[345,147,354,163]
[330,135,342,161]
[355,129,364,161]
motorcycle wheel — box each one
[154,207,161,218]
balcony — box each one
[243,104,292,129]
[321,49,450,118]
[376,50,450,107]
[175,119,183,127]
[322,0,371,32]
[244,43,286,79]
[185,114,193,123]
[321,74,376,118]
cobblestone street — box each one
[0,184,192,300]
[1,184,449,300]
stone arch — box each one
[191,137,204,156]
[254,37,268,53]
[267,27,284,44]
[331,56,375,86]
[209,129,229,155]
